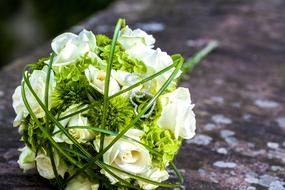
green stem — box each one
[100,18,125,152]
[21,81,80,167]
[108,55,180,100]
[44,53,54,111]
[58,105,88,121]
[75,55,184,178]
[169,161,184,184]
[44,53,61,187]
[97,57,184,160]
[48,145,61,187]
[96,161,142,190]
[52,125,161,156]
[99,161,181,188]
[22,72,92,159]
[180,40,218,77]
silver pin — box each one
[130,90,156,118]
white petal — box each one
[17,146,35,172]
[158,87,196,139]
[51,32,78,54]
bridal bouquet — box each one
[12,19,198,190]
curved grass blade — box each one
[44,53,62,187]
[96,161,142,190]
[52,126,116,136]
[22,72,92,159]
[58,106,89,121]
[169,161,184,184]
[93,56,184,162]
[61,125,184,185]
[59,126,161,156]
[21,81,81,167]
[70,56,184,184]
[100,18,125,152]
[44,53,55,110]
[109,54,182,100]
[99,161,181,188]
[48,145,62,188]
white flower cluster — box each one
[12,25,196,190]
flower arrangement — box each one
[12,19,216,190]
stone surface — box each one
[0,0,285,189]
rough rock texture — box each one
[0,0,284,189]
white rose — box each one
[122,46,180,93]
[118,26,156,61]
[138,168,169,190]
[143,48,183,93]
[51,29,99,66]
[118,26,155,51]
[112,70,143,93]
[65,175,99,190]
[118,26,181,92]
[53,105,95,144]
[94,129,151,184]
[17,146,35,172]
[112,70,131,87]
[139,48,172,74]
[158,87,196,139]
[35,152,67,179]
[12,66,56,126]
[84,65,120,96]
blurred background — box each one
[0,0,115,68]
[0,0,285,189]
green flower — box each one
[96,34,147,73]
[52,77,90,112]
[142,126,182,169]
[86,96,134,132]
[54,54,98,82]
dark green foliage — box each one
[52,56,99,112]
[96,35,112,47]
[52,78,89,112]
[22,116,47,152]
[96,34,147,73]
[142,127,182,169]
[87,96,135,132]
[28,57,49,71]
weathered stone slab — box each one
[0,0,284,189]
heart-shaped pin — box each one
[130,90,156,118]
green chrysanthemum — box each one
[52,77,89,112]
[86,96,135,132]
